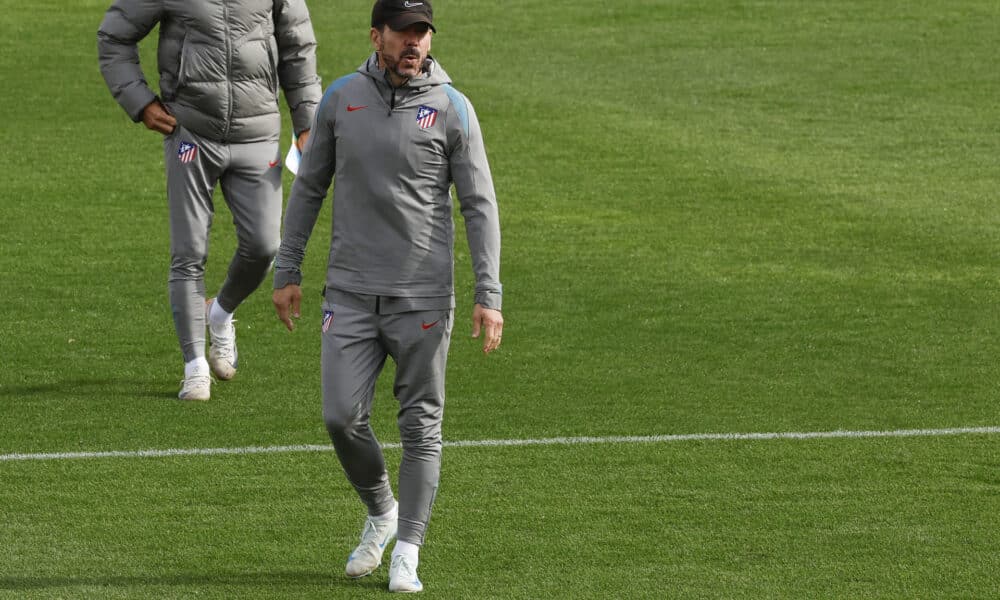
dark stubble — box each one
[380,45,423,81]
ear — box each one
[370,27,381,49]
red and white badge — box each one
[416,105,438,129]
[177,141,198,163]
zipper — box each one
[176,32,189,90]
[266,40,278,96]
[222,0,233,140]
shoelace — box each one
[210,321,237,360]
[392,555,418,580]
[180,374,210,390]
[351,519,389,562]
[359,519,384,545]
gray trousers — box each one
[321,291,454,545]
[163,125,282,362]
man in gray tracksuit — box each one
[97,0,322,401]
[271,0,503,592]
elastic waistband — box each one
[324,287,454,315]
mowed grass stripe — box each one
[3,426,998,462]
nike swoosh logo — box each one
[421,320,439,330]
[404,1,424,6]
[347,104,368,112]
[268,159,279,167]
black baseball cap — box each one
[371,0,436,32]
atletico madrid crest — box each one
[177,141,198,163]
[416,105,438,129]
[322,311,334,333]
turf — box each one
[2,0,1000,598]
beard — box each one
[380,45,424,80]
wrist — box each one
[273,269,302,289]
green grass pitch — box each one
[1,0,999,598]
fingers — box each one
[472,304,503,355]
[482,318,503,354]
[272,287,301,332]
[141,101,176,135]
[145,115,175,135]
[296,129,310,151]
[275,301,294,331]
[145,118,175,134]
[291,294,301,320]
[161,117,177,134]
[159,110,177,129]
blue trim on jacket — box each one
[318,73,361,114]
[442,84,469,138]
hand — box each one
[472,304,503,354]
[295,129,310,151]
[141,100,177,135]
[273,284,302,331]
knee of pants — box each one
[323,403,368,439]
[237,236,280,263]
[170,253,208,280]
[397,405,443,448]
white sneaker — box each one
[388,554,423,593]
[206,299,238,381]
[177,372,210,401]
[345,515,397,579]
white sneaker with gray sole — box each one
[388,554,423,593]
[345,513,398,579]
[206,298,238,381]
[177,372,210,401]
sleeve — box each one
[446,88,503,310]
[96,0,163,122]
[273,87,338,289]
[273,0,322,136]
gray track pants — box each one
[163,125,282,362]
[321,290,454,545]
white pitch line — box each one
[1,426,998,463]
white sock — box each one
[371,500,398,522]
[208,299,234,327]
[392,540,419,564]
[185,357,210,377]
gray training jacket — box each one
[97,0,321,143]
[274,53,502,311]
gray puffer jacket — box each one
[98,0,321,143]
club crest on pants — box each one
[177,141,198,163]
[322,310,334,332]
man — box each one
[97,0,322,401]
[272,0,503,592]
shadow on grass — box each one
[0,378,177,402]
[0,570,387,592]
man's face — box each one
[372,23,433,80]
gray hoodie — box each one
[97,0,321,142]
[274,53,502,310]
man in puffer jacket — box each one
[97,0,322,401]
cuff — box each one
[475,289,503,311]
[273,269,302,289]
[123,86,158,123]
[290,104,317,137]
